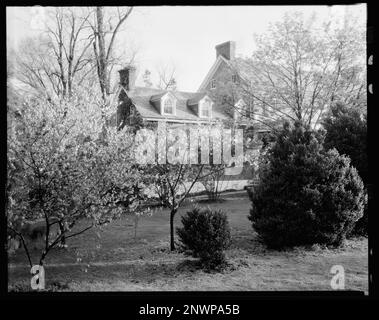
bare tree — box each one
[15,7,95,98]
[91,6,134,99]
[199,164,227,202]
[157,63,177,90]
[13,7,136,100]
[211,12,366,130]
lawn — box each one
[8,193,368,292]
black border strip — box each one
[1,0,377,302]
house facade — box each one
[198,41,271,136]
[115,41,269,139]
[115,70,233,130]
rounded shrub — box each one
[248,121,366,249]
[177,207,231,270]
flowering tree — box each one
[152,163,204,251]
[247,12,366,125]
[140,122,245,251]
[198,164,226,202]
[7,90,145,267]
[197,123,226,202]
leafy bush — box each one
[177,207,231,270]
[248,121,366,249]
[323,103,368,236]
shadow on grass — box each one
[196,198,227,204]
[228,229,267,256]
[8,258,203,291]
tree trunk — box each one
[96,7,109,98]
[170,208,177,251]
[58,221,66,247]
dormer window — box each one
[199,97,213,118]
[210,79,216,89]
[163,98,174,114]
[188,94,213,119]
[151,91,177,116]
[200,100,211,117]
[201,107,210,117]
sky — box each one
[6,4,366,92]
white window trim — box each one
[163,99,174,115]
[161,93,177,116]
[198,97,213,119]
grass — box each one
[8,194,368,292]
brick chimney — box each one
[119,66,137,92]
[215,41,236,60]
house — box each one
[116,41,269,132]
[115,68,232,130]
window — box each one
[201,106,210,117]
[232,74,238,83]
[200,100,211,118]
[247,100,256,119]
[234,99,246,120]
[210,79,216,89]
[245,103,252,118]
[262,104,268,117]
[272,98,278,109]
[163,99,173,114]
